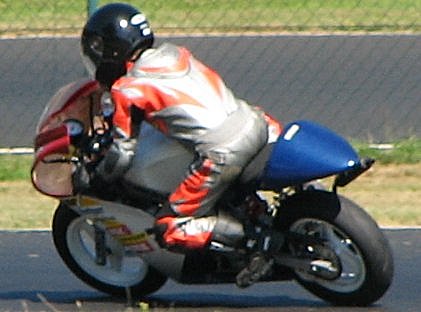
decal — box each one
[284,124,300,141]
[119,19,128,28]
[130,13,151,37]
[131,14,146,25]
[96,217,157,253]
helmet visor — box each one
[87,35,104,58]
[81,34,104,77]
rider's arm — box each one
[87,88,144,183]
[110,88,134,138]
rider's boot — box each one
[235,230,283,288]
[154,211,245,252]
[235,252,274,288]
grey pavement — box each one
[0,229,420,311]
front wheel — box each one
[52,202,167,298]
[277,191,393,306]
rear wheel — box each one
[277,191,393,306]
[52,202,167,298]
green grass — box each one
[354,137,421,164]
[0,154,33,181]
[1,0,421,36]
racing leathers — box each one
[108,43,278,249]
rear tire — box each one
[52,202,167,298]
[277,190,393,306]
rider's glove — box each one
[86,131,114,155]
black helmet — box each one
[81,3,154,87]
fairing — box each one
[36,79,100,134]
[31,79,100,197]
[261,120,360,189]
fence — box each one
[1,1,420,147]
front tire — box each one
[277,191,393,306]
[52,202,167,298]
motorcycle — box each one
[31,78,393,306]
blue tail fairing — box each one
[261,120,360,189]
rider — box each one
[81,3,281,286]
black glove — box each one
[84,131,114,155]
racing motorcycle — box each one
[31,78,393,306]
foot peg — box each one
[236,253,274,288]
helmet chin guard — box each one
[95,60,127,89]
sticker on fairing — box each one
[117,232,155,253]
[284,124,300,141]
[98,217,157,253]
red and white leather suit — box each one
[110,43,281,249]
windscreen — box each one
[32,79,100,198]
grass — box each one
[0,154,58,229]
[338,163,421,226]
[353,137,421,164]
[0,181,57,229]
[0,138,419,229]
[1,0,421,36]
[0,154,33,181]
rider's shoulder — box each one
[131,43,191,77]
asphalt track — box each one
[0,229,420,311]
[1,35,420,147]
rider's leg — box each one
[155,155,243,250]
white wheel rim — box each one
[66,215,148,287]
